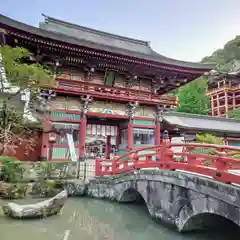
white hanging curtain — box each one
[52,122,80,130]
[86,124,117,136]
[134,128,154,135]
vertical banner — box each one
[66,133,78,162]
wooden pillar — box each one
[116,125,120,148]
[39,90,56,161]
[79,115,87,158]
[233,92,236,112]
[79,95,92,160]
[155,122,161,145]
[126,101,138,151]
[224,90,228,118]
[216,93,220,116]
[155,106,164,146]
[211,95,214,116]
[127,120,134,151]
[106,135,111,159]
[0,28,6,45]
[40,119,51,160]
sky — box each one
[1,0,240,62]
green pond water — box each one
[0,198,238,240]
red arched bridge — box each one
[95,141,240,185]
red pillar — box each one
[79,116,87,159]
[128,119,133,151]
[40,116,51,161]
[116,125,120,149]
[106,135,111,159]
[155,122,161,146]
[49,143,54,161]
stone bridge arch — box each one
[118,188,146,204]
[177,197,240,232]
[87,169,240,232]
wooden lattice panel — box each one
[140,78,151,92]
[71,69,85,81]
[65,96,82,110]
[135,105,155,118]
[114,75,126,88]
[50,96,66,110]
[91,72,105,85]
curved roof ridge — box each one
[149,48,211,66]
[0,14,214,70]
[42,14,150,47]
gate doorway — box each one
[86,123,118,159]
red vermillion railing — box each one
[56,78,178,107]
[95,142,240,184]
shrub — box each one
[35,161,57,180]
[196,133,224,145]
[0,156,25,182]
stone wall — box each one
[0,161,96,183]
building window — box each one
[120,129,128,146]
[52,122,80,144]
[133,128,155,145]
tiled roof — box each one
[164,112,240,134]
[0,14,214,70]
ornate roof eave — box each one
[162,111,240,135]
[0,14,214,73]
[206,69,240,86]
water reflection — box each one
[0,198,237,240]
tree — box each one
[176,77,210,115]
[201,36,240,72]
[0,46,56,156]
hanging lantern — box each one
[49,132,57,143]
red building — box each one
[207,69,240,118]
[0,14,213,161]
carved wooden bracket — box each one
[81,95,93,114]
[156,105,166,122]
[126,101,139,119]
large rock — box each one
[64,179,87,196]
[2,190,68,219]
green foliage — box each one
[35,161,73,180]
[176,36,240,115]
[35,162,56,180]
[0,46,56,155]
[1,45,56,89]
[33,180,63,197]
[0,182,28,199]
[201,36,240,72]
[194,133,224,156]
[228,108,240,120]
[0,156,25,182]
[196,133,224,145]
[176,77,210,115]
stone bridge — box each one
[86,169,240,232]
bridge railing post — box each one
[95,158,103,176]
[214,149,229,172]
[185,146,198,165]
[129,151,139,170]
[160,130,175,170]
[111,156,120,175]
[123,160,129,171]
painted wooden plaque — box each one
[89,101,126,115]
